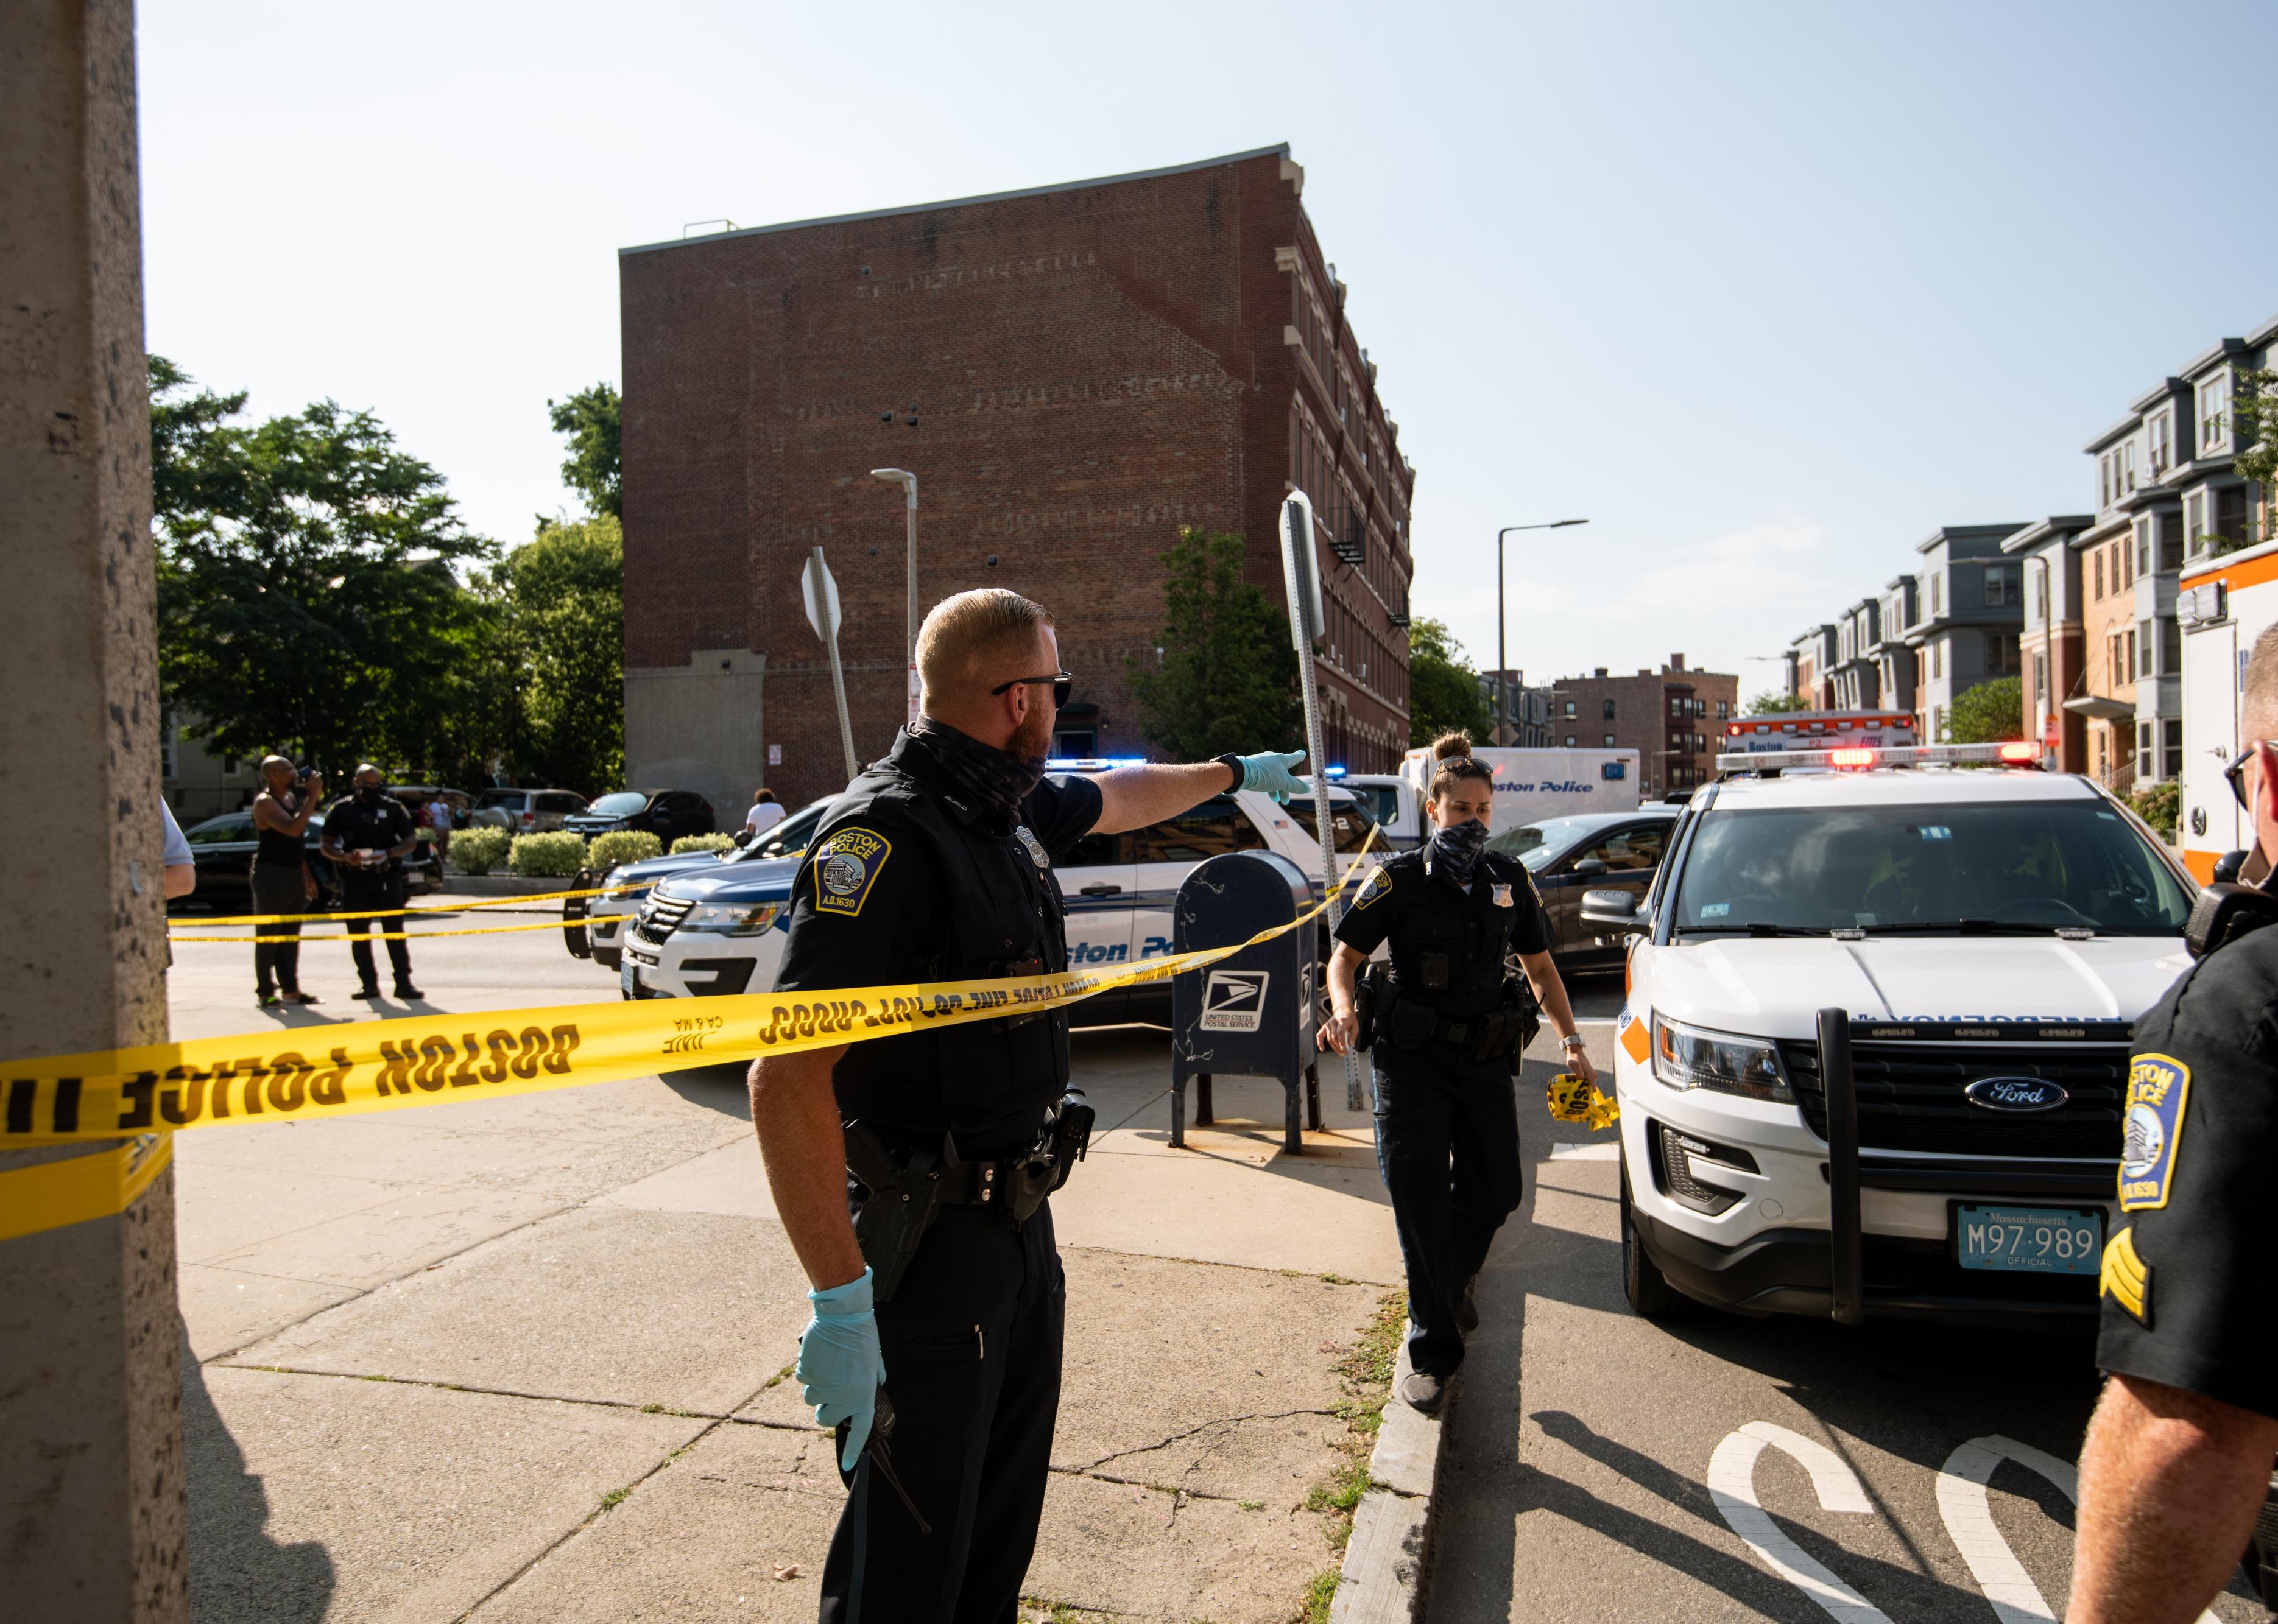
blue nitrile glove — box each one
[1236,749,1310,804]
[798,1267,887,1471]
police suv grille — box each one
[1776,1039,2126,1159]
[632,896,693,946]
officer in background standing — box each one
[2072,623,2278,1624]
[1317,730,1595,1415]
[320,764,424,1002]
[747,587,1309,1622]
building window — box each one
[2135,518,2154,579]
[1564,734,1577,747]
[1930,640,1942,680]
[1602,698,1615,719]
[2150,412,2171,474]
[2100,454,2112,509]
[2126,628,2137,677]
[1933,705,1946,742]
[2200,373,2230,452]
[2092,550,2103,599]
[2164,717,2183,777]
[2031,652,2046,705]
[2161,616,2181,673]
[1562,700,1576,718]
[1984,563,2019,607]
[2140,720,2156,763]
[1715,699,1729,719]
[2186,490,2206,554]
[1604,733,1617,747]
[1930,572,1942,615]
[2120,540,2133,589]
[1984,631,2019,677]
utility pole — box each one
[1,1,189,1615]
[872,469,919,726]
[1496,521,1589,745]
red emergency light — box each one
[1998,742,2039,763]
[1828,747,1876,767]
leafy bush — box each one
[510,830,589,877]
[669,833,735,856]
[2132,779,2180,841]
[589,830,665,869]
[450,826,510,875]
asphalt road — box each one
[1427,1035,2267,1624]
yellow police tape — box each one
[2,835,1376,1240]
[1546,1072,1619,1130]
[174,880,644,929]
[0,1134,173,1245]
[171,916,608,944]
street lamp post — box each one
[870,469,919,726]
[1496,521,1589,745]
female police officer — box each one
[1319,731,1596,1413]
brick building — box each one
[1550,656,1739,800]
[616,144,1417,810]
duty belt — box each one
[1384,994,1529,1062]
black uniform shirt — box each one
[2097,919,2278,1419]
[323,793,415,873]
[1333,845,1551,1019]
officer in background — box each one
[1317,730,1595,1415]
[747,587,1308,1622]
[320,764,424,1002]
[2072,622,2278,1624]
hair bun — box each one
[1431,729,1476,762]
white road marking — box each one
[1935,1434,2220,1624]
[1708,1421,1891,1624]
[1548,1142,1619,1161]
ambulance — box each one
[2178,538,2278,882]
[1398,747,1641,836]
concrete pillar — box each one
[0,1,188,1618]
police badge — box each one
[1013,825,1049,869]
[1492,882,1514,908]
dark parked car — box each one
[562,789,716,848]
[1486,808,1677,974]
[168,809,441,912]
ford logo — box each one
[1964,1076,2070,1113]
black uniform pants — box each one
[340,871,412,990]
[1372,1045,1525,1378]
[820,1200,1065,1624]
[250,861,307,996]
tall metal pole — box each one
[1494,521,1590,746]
[872,469,920,728]
[1280,492,1365,1113]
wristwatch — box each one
[1559,1033,1587,1052]
[1213,752,1246,793]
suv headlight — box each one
[679,901,783,937]
[1651,1015,1792,1103]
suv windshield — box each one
[1287,798,1381,854]
[476,791,524,810]
[588,792,647,817]
[1671,801,2193,935]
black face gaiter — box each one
[1428,817,1490,885]
[909,717,1046,820]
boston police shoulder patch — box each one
[812,827,892,918]
[1354,865,1394,910]
[2119,1052,2190,1211]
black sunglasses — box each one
[2226,741,2274,810]
[990,670,1072,707]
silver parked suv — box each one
[471,788,588,834]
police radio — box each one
[2184,882,2278,961]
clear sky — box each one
[139,0,2278,703]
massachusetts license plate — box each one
[1955,1205,2103,1275]
[619,956,636,996]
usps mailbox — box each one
[1170,850,1322,1154]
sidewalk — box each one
[175,959,1408,1622]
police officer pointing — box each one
[2072,623,2278,1624]
[1318,731,1595,1415]
[747,587,1309,1621]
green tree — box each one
[2230,368,2278,548]
[490,516,625,793]
[149,356,497,778]
[1944,677,2023,743]
[1746,690,1812,715]
[547,383,621,519]
[1126,529,1302,759]
[1406,618,1495,745]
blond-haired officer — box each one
[2072,620,2278,1623]
[748,587,1307,1620]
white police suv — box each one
[619,770,1381,1025]
[1583,742,2197,1327]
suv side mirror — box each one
[1572,857,1609,877]
[1579,889,1645,932]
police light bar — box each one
[1325,765,1347,778]
[1044,757,1149,772]
[1715,742,2044,773]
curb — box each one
[1330,1339,1445,1622]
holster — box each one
[1005,1089,1095,1224]
[1353,963,1386,1053]
[845,1122,949,1305]
[1503,974,1542,1073]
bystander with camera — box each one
[250,756,322,1006]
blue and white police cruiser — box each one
[618,761,1382,1025]
[1581,739,2198,1327]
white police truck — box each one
[1582,740,2197,1326]
[618,769,1381,1027]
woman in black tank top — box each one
[250,756,324,1004]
